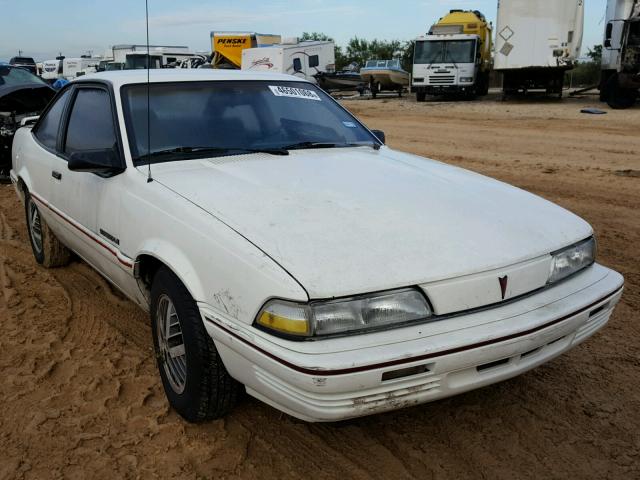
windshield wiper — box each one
[135,145,289,163]
[283,141,381,151]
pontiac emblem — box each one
[499,276,508,300]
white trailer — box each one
[241,40,335,83]
[494,0,584,97]
[111,44,193,69]
[41,58,63,82]
[62,57,99,79]
[600,0,640,108]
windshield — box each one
[121,80,378,165]
[0,65,47,87]
[414,40,476,64]
[364,59,400,69]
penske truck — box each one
[412,9,493,101]
[494,0,584,98]
[600,0,640,108]
[210,32,281,69]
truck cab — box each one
[412,34,485,100]
[412,9,492,101]
[601,0,640,108]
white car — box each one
[11,70,623,422]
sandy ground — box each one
[1,94,639,479]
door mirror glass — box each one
[371,129,385,144]
[68,149,123,174]
[293,58,302,72]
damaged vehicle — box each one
[0,63,54,180]
[10,70,624,422]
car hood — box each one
[151,147,592,299]
[0,83,54,114]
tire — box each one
[605,74,637,110]
[25,191,71,268]
[370,80,377,99]
[416,91,426,102]
[151,266,240,422]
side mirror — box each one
[604,39,612,48]
[293,58,302,72]
[68,149,124,175]
[371,129,386,144]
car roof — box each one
[74,69,310,88]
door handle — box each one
[52,170,62,180]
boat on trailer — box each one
[315,63,366,93]
[360,59,410,98]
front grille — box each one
[428,75,455,85]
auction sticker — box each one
[269,85,321,101]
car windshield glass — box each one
[0,65,47,87]
[444,41,476,63]
[121,80,378,165]
[414,41,445,64]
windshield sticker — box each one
[342,121,357,128]
[269,85,321,101]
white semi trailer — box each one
[494,0,584,97]
[600,0,640,108]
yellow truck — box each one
[211,32,281,68]
[412,10,493,101]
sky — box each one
[0,0,607,61]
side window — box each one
[34,89,71,150]
[64,88,117,155]
[308,55,319,68]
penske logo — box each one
[216,38,247,45]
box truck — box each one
[412,9,493,101]
[494,0,584,97]
[241,40,335,83]
[600,0,640,108]
[211,32,281,69]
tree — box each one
[566,45,602,87]
[300,32,334,42]
[586,45,603,64]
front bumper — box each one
[202,264,623,422]
[411,84,473,94]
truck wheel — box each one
[25,192,71,268]
[605,74,637,109]
[151,266,240,422]
[416,92,426,102]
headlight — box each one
[548,237,596,284]
[460,77,474,83]
[255,288,432,338]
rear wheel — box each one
[25,191,71,268]
[151,266,240,422]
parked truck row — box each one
[9,0,639,108]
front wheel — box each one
[25,191,71,268]
[151,266,240,422]
[416,91,426,102]
[605,74,637,109]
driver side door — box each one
[49,84,127,279]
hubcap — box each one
[28,199,43,255]
[156,294,187,394]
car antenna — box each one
[145,0,153,183]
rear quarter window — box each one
[34,89,71,151]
